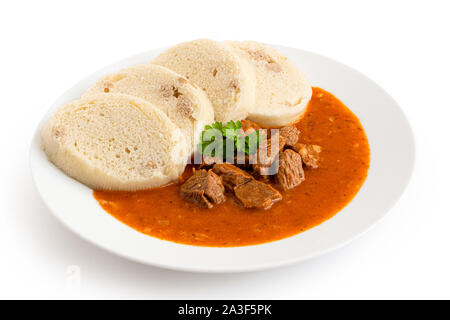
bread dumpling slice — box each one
[225,41,312,127]
[83,64,213,154]
[41,93,189,191]
[153,39,256,122]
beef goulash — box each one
[94,88,370,246]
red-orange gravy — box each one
[94,88,370,246]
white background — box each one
[1,0,449,299]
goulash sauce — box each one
[94,88,370,246]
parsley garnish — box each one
[198,120,262,159]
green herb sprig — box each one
[198,120,262,159]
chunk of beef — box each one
[251,131,286,176]
[240,119,261,134]
[234,153,252,170]
[200,154,252,170]
[199,155,222,169]
[234,180,282,210]
[251,132,285,167]
[279,126,300,147]
[292,143,322,168]
[212,163,253,191]
[180,169,225,208]
[277,149,305,190]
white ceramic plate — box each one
[30,45,415,273]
